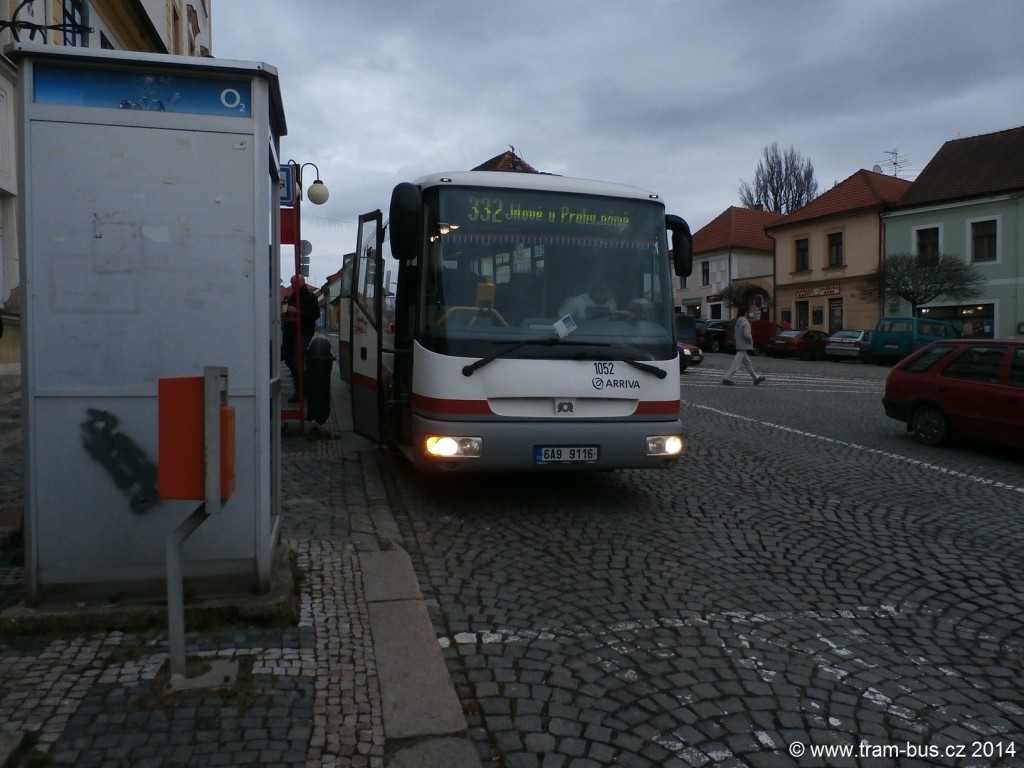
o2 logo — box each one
[220,88,248,115]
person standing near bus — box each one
[282,274,319,401]
[722,308,766,386]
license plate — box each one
[535,445,599,464]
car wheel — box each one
[708,339,721,353]
[911,405,949,447]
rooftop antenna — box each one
[879,149,909,177]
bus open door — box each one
[350,210,385,444]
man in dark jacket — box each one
[282,274,319,401]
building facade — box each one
[677,206,782,320]
[0,0,211,383]
[766,170,912,333]
[882,126,1024,339]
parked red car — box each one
[676,340,704,371]
[766,329,829,360]
[883,339,1024,448]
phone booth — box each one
[9,43,287,600]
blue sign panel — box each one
[279,164,295,206]
[33,64,252,118]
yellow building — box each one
[765,170,911,333]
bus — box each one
[348,171,693,471]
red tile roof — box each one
[693,206,784,254]
[472,150,539,173]
[896,125,1024,208]
[766,169,912,230]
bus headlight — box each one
[646,435,684,457]
[424,435,483,458]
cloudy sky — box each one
[212,0,1022,287]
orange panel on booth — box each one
[158,376,236,503]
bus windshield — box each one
[418,185,676,362]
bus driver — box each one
[559,277,617,320]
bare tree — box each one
[720,281,768,314]
[739,142,819,214]
[858,252,986,314]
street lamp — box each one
[282,160,329,431]
[292,161,330,205]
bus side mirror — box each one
[666,215,693,278]
[389,182,423,261]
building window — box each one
[795,238,809,271]
[62,0,87,47]
[827,232,843,267]
[700,261,710,286]
[971,219,997,262]
[915,227,939,266]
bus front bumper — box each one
[406,415,684,472]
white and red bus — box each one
[348,171,692,471]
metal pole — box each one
[166,366,226,681]
[167,504,207,680]
[293,164,305,434]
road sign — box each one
[279,164,295,207]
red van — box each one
[725,319,783,354]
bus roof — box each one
[412,171,664,203]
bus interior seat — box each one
[443,267,483,308]
[496,273,543,325]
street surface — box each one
[378,355,1024,766]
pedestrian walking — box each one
[722,309,766,386]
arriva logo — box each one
[592,378,639,390]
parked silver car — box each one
[825,329,871,362]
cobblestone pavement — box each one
[3,359,1024,767]
[0,381,392,767]
[378,364,1024,767]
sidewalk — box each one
[0,340,480,767]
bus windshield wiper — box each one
[575,345,668,380]
[462,340,665,379]
[622,359,667,379]
[462,338,607,376]
[579,353,666,379]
